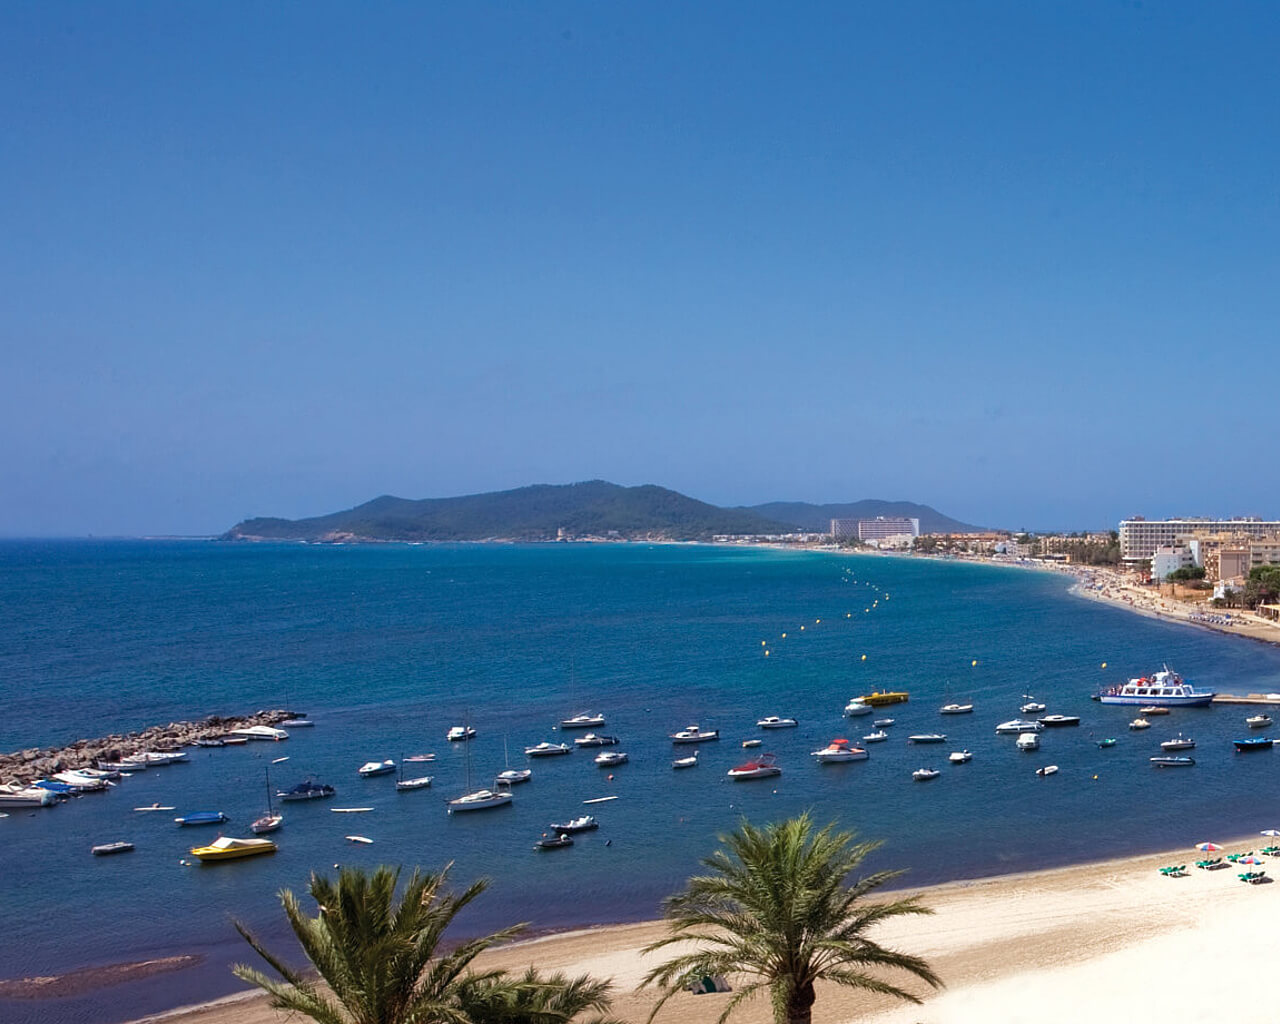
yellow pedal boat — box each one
[190,835,277,862]
[858,691,909,706]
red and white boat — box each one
[810,739,868,763]
[726,753,782,780]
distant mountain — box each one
[744,500,983,534]
[224,481,795,543]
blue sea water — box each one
[3,540,1280,1024]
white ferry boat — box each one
[1095,667,1215,707]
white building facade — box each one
[1119,518,1280,561]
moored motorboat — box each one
[447,726,477,742]
[1097,738,1118,748]
[811,739,868,763]
[357,759,396,777]
[534,833,574,850]
[91,841,134,856]
[1139,706,1171,716]
[757,716,798,729]
[1150,756,1196,767]
[0,785,60,807]
[496,768,532,784]
[549,814,598,833]
[1246,714,1273,729]
[278,779,335,801]
[908,734,947,744]
[280,718,314,728]
[1129,718,1151,730]
[189,836,277,861]
[843,700,874,717]
[742,739,762,748]
[404,754,437,762]
[873,717,895,727]
[1037,715,1080,727]
[251,813,283,834]
[1234,737,1274,752]
[862,730,889,743]
[573,733,619,747]
[1035,765,1059,777]
[594,751,628,767]
[939,703,974,715]
[1021,696,1046,713]
[670,725,719,744]
[195,738,226,748]
[948,750,972,764]
[1016,733,1040,751]
[727,754,781,780]
[174,811,229,826]
[559,713,606,729]
[995,719,1044,734]
[524,742,571,757]
[912,768,940,781]
[395,775,434,791]
[1160,735,1196,751]
[672,752,699,769]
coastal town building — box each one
[855,516,921,542]
[1151,546,1195,580]
[1187,535,1280,582]
[829,518,861,541]
[1119,517,1280,560]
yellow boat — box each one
[189,835,277,862]
[858,691,910,706]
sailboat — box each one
[252,768,283,834]
[447,719,513,813]
[496,736,532,785]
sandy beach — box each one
[133,833,1279,1024]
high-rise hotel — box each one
[1119,517,1280,561]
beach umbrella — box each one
[1238,855,1265,865]
[1195,842,1222,852]
[1261,829,1280,837]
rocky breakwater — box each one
[0,709,299,786]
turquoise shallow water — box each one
[3,540,1280,1024]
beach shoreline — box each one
[123,829,1280,1024]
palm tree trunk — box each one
[776,980,815,1024]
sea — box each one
[3,540,1280,1024]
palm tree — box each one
[641,814,941,1024]
[233,864,614,1024]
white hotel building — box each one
[1119,518,1280,561]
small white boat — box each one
[995,719,1044,734]
[251,813,283,834]
[727,754,781,780]
[496,768,532,784]
[1036,765,1059,777]
[330,807,374,813]
[843,700,874,717]
[594,751,628,767]
[912,768,940,781]
[123,750,190,766]
[447,786,513,812]
[862,730,889,743]
[908,734,947,744]
[1247,714,1273,729]
[52,771,110,791]
[1160,735,1195,751]
[0,786,58,807]
[1021,699,1047,714]
[1016,732,1040,751]
[670,725,719,744]
[811,739,868,763]
[345,835,374,844]
[447,726,476,742]
[573,733,619,747]
[742,738,763,748]
[395,775,433,791]
[524,742,571,757]
[939,703,974,715]
[1129,718,1151,731]
[404,754,437,762]
[357,760,396,777]
[548,814,598,833]
[280,718,314,728]
[948,750,973,764]
[229,725,289,742]
[757,716,798,729]
[271,756,290,764]
[91,841,135,856]
[132,803,176,812]
[559,713,606,729]
[873,717,895,727]
[672,752,699,769]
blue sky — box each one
[3,2,1278,535]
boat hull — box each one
[1098,694,1214,707]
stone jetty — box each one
[0,709,299,786]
